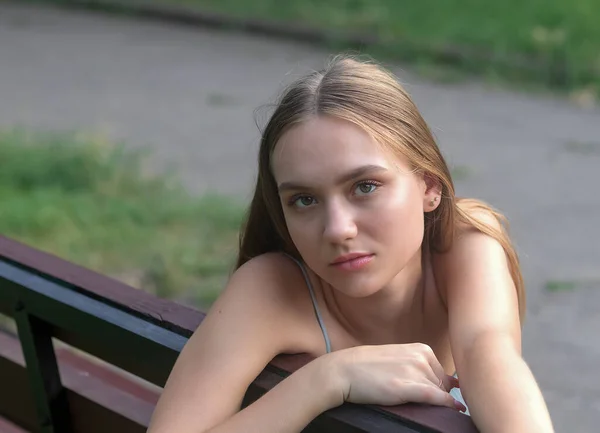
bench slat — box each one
[0,415,29,433]
[0,330,156,432]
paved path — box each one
[1,2,599,430]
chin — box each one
[343,287,383,298]
[328,273,384,298]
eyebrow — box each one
[277,164,389,193]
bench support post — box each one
[14,304,72,433]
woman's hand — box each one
[325,343,466,412]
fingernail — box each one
[454,400,467,412]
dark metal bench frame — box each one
[0,235,478,432]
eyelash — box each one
[286,180,382,208]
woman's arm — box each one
[458,329,551,433]
[435,220,554,433]
[147,253,340,433]
[202,357,340,433]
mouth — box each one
[330,253,374,271]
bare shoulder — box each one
[432,204,507,300]
[431,205,521,357]
[217,252,308,318]
[219,252,318,333]
[147,252,316,432]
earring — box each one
[429,196,438,207]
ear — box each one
[422,172,442,213]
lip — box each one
[330,253,374,271]
[330,252,372,265]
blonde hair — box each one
[236,55,525,323]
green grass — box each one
[161,0,600,91]
[544,280,578,292]
[450,165,474,182]
[563,140,600,155]
[544,278,600,292]
[0,129,245,308]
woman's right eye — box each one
[290,196,316,208]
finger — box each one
[447,374,460,389]
[399,383,467,412]
[414,344,452,391]
[436,375,459,391]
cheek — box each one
[288,224,306,250]
[286,219,329,277]
[284,214,316,254]
[373,189,425,252]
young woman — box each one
[148,56,554,433]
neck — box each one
[327,248,426,344]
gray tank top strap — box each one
[284,254,332,353]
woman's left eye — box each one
[354,181,379,196]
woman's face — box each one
[272,116,433,297]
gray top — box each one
[286,254,332,353]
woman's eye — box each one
[293,196,315,208]
[355,182,378,195]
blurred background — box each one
[1,0,599,431]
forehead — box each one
[272,116,404,182]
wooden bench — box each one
[0,235,478,432]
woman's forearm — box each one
[205,356,340,433]
[460,333,554,433]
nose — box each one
[322,200,358,244]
